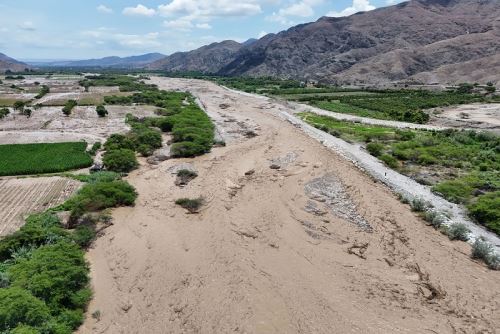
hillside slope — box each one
[148,40,243,73]
[151,0,500,84]
[0,53,29,73]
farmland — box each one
[200,75,500,124]
[0,177,81,236]
[0,142,93,176]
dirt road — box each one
[79,78,500,334]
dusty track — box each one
[79,78,500,334]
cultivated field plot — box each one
[0,176,81,236]
[0,105,158,145]
[0,142,93,176]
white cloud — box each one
[81,29,162,49]
[158,0,262,18]
[18,21,36,31]
[163,17,194,31]
[267,0,323,25]
[157,0,262,32]
[327,0,376,17]
[97,5,113,14]
[258,30,267,38]
[196,23,212,29]
[123,4,156,17]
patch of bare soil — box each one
[0,176,81,236]
[429,103,500,133]
[78,78,500,334]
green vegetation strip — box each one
[194,76,498,124]
[304,90,492,123]
[0,142,93,176]
[0,172,137,333]
[299,112,500,236]
[79,74,156,92]
[97,76,214,160]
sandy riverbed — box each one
[78,78,500,334]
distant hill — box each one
[149,0,500,85]
[29,53,166,68]
[147,40,243,73]
[0,53,29,73]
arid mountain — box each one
[0,53,29,73]
[29,53,165,68]
[151,0,500,84]
[148,40,242,73]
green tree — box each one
[62,100,77,117]
[23,108,33,118]
[485,86,496,93]
[102,149,138,173]
[96,105,108,117]
[0,287,50,330]
[13,100,25,112]
[0,107,9,119]
[104,134,136,151]
[7,241,89,310]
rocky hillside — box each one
[151,0,500,84]
[148,40,242,73]
[0,53,29,73]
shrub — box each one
[96,105,108,117]
[71,171,121,184]
[104,134,136,151]
[154,117,175,132]
[0,287,50,330]
[396,130,416,141]
[62,100,77,116]
[467,192,500,235]
[424,211,446,228]
[71,225,96,248]
[103,149,138,173]
[176,169,198,186]
[0,107,9,119]
[446,223,470,241]
[366,142,384,157]
[379,154,399,169]
[13,101,25,111]
[170,142,209,158]
[432,180,472,204]
[0,213,67,261]
[64,180,137,215]
[471,238,500,270]
[471,238,494,260]
[11,324,41,334]
[132,127,162,156]
[175,197,203,213]
[7,241,89,310]
[87,141,102,156]
[410,198,429,212]
[34,85,49,99]
[418,153,437,165]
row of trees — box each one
[0,101,109,119]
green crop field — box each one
[0,142,93,176]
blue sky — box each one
[0,0,404,60]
